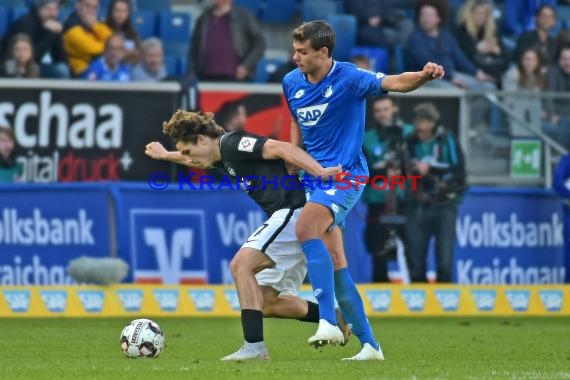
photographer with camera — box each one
[405,103,466,283]
[362,96,414,283]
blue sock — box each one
[301,239,336,325]
[334,268,380,350]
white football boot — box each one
[308,319,345,348]
[341,343,385,361]
[220,341,269,361]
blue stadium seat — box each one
[158,11,191,42]
[259,0,296,23]
[137,0,172,12]
[132,10,156,39]
[58,7,73,23]
[349,46,390,73]
[301,0,338,21]
[164,55,177,76]
[178,57,188,77]
[9,6,28,23]
[233,0,262,16]
[163,40,189,57]
[326,14,356,61]
[254,57,286,83]
[0,7,8,38]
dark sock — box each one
[241,309,263,343]
[298,301,320,323]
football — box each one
[120,318,165,358]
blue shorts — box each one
[305,185,364,231]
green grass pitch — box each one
[2,317,569,380]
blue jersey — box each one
[283,61,386,181]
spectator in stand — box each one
[514,4,558,68]
[350,54,373,70]
[362,96,414,283]
[216,100,247,132]
[544,44,570,148]
[82,34,131,81]
[405,0,496,89]
[503,0,557,37]
[132,38,167,82]
[267,58,297,83]
[188,0,266,82]
[105,0,141,65]
[1,34,40,78]
[405,103,466,283]
[63,0,113,77]
[0,126,23,183]
[502,47,547,137]
[455,0,509,85]
[343,0,413,48]
[0,0,69,78]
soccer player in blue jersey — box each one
[282,20,445,360]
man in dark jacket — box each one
[344,0,413,48]
[0,0,69,78]
[188,0,266,82]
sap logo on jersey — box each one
[3,290,30,312]
[116,290,143,312]
[365,290,391,312]
[188,289,215,311]
[40,290,67,312]
[78,290,104,312]
[297,104,328,127]
[131,209,207,284]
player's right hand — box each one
[319,164,343,178]
[145,141,167,160]
[285,161,300,175]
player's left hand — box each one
[422,62,445,81]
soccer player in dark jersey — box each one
[145,110,345,360]
[283,20,445,360]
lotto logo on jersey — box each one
[130,209,208,284]
[296,104,328,126]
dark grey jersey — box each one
[219,131,306,215]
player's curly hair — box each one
[162,110,225,144]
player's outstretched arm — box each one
[262,139,341,178]
[381,62,445,93]
[145,141,194,167]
